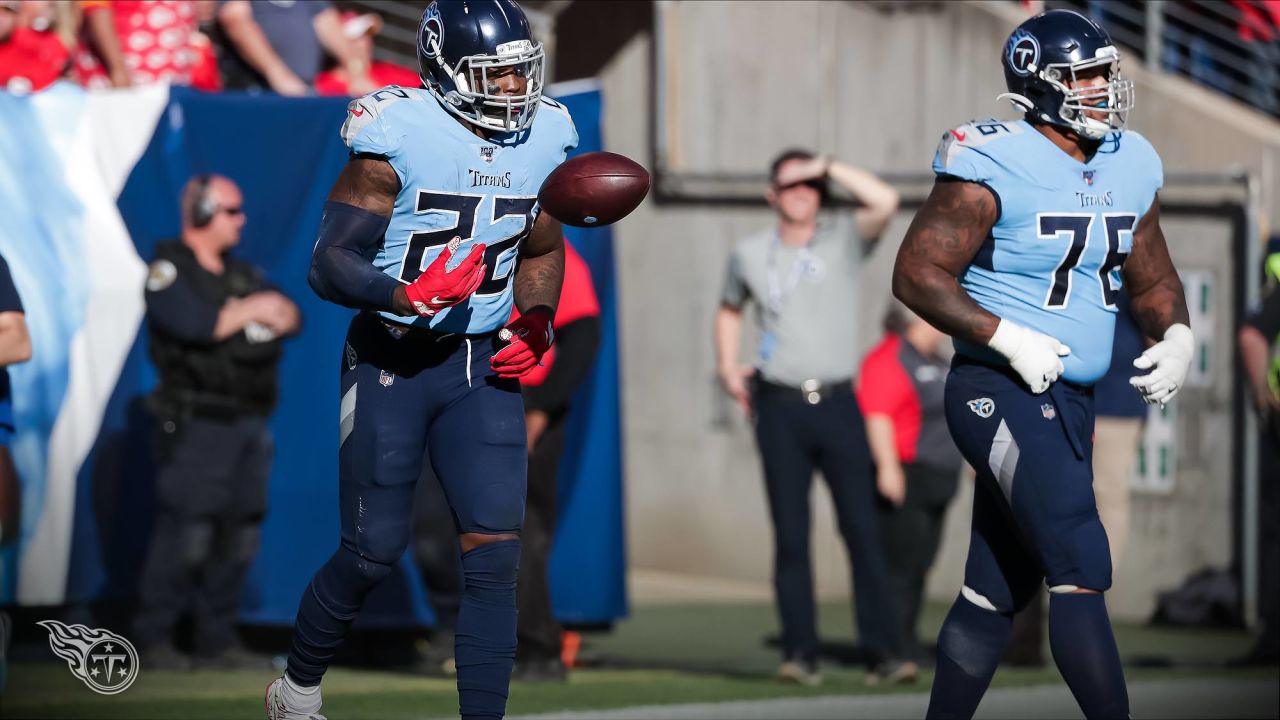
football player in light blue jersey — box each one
[893,10,1193,720]
[268,2,574,719]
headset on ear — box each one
[191,173,218,229]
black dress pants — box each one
[134,415,271,654]
[753,382,904,665]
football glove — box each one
[1129,323,1194,407]
[404,237,487,318]
[987,318,1071,395]
[491,307,555,379]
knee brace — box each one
[461,538,520,595]
[937,592,1012,680]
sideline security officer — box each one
[134,174,300,670]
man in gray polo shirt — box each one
[715,148,909,686]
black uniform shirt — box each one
[145,240,284,417]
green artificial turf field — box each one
[2,599,1271,719]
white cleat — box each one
[265,677,327,720]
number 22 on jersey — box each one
[398,191,538,297]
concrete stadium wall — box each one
[582,0,1278,620]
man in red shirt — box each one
[314,12,418,97]
[857,303,962,670]
[0,0,69,94]
[512,241,600,681]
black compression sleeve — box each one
[309,201,400,311]
[522,316,602,416]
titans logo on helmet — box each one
[1006,28,1040,76]
[421,4,444,59]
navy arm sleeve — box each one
[308,200,401,311]
[146,272,219,344]
[0,255,23,314]
[522,316,602,417]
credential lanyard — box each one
[766,233,815,319]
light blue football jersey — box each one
[932,119,1163,384]
[340,86,578,334]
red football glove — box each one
[404,238,488,317]
[491,307,555,378]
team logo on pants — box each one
[37,620,139,695]
[967,397,995,418]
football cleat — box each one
[265,677,327,720]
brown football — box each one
[537,151,651,228]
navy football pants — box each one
[928,357,1128,719]
[944,356,1111,606]
[286,313,526,696]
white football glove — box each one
[987,319,1071,395]
[1129,323,1194,407]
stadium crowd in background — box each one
[0,0,397,96]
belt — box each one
[755,377,852,405]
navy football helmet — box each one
[998,9,1133,140]
[417,0,545,133]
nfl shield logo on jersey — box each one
[1082,170,1095,186]
[479,146,496,164]
[1041,403,1057,420]
[379,369,395,387]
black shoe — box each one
[193,643,271,670]
[139,643,193,672]
[511,657,567,683]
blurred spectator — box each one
[857,302,960,668]
[213,0,375,96]
[1092,293,1148,578]
[189,0,221,92]
[514,241,601,682]
[714,149,908,686]
[314,11,418,96]
[1233,0,1280,115]
[0,251,30,549]
[0,0,71,94]
[0,250,30,695]
[133,174,300,670]
[74,0,205,88]
[1236,240,1280,665]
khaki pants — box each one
[1092,416,1145,575]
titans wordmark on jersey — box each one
[341,85,578,334]
[933,118,1163,384]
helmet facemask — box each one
[423,37,545,133]
[1042,48,1133,140]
